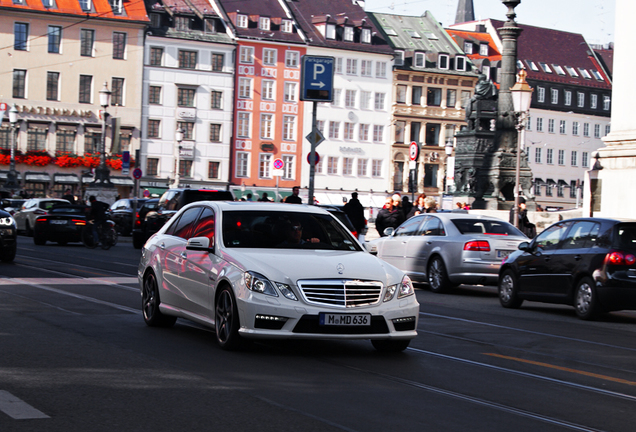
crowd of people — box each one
[374,192,442,237]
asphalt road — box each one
[1,236,636,431]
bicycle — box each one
[82,220,118,250]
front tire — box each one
[215,286,241,350]
[574,277,601,320]
[372,339,410,352]
[499,269,523,308]
[0,244,16,262]
[428,256,451,293]
[142,272,177,327]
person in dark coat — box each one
[284,186,302,204]
[61,189,76,204]
[423,196,438,213]
[343,192,365,235]
[509,197,536,238]
[375,194,405,237]
[406,193,426,219]
[401,196,413,217]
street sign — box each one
[300,56,334,102]
[305,128,325,147]
[143,189,150,197]
[307,152,320,165]
[0,103,7,124]
[409,141,420,161]
[273,158,284,170]
[132,167,142,179]
[122,151,130,175]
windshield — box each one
[49,206,87,215]
[222,210,361,251]
[452,218,524,236]
[614,223,636,250]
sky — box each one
[364,0,615,46]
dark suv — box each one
[498,217,636,320]
[133,188,234,249]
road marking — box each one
[0,277,138,286]
[485,353,636,386]
[0,390,49,419]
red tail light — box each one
[464,240,490,251]
[35,218,47,224]
[607,251,636,265]
[351,230,358,238]
[135,212,141,226]
[72,219,86,226]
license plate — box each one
[319,313,371,326]
[496,250,512,259]
[50,220,67,225]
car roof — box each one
[187,201,331,215]
[420,212,512,223]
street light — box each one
[173,127,184,188]
[6,104,19,190]
[444,139,454,194]
[94,82,112,186]
[510,69,533,228]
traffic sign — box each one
[300,56,334,102]
[307,152,320,165]
[305,128,325,147]
[273,158,284,170]
[132,167,142,179]
[143,189,150,197]
[409,141,420,161]
[0,103,7,124]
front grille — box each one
[297,279,383,308]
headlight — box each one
[0,216,15,227]
[397,275,415,298]
[384,284,397,302]
[244,271,278,297]
[275,283,298,301]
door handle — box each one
[180,252,187,259]
[159,242,165,250]
[574,255,582,261]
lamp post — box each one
[444,139,454,194]
[173,127,184,188]
[6,104,19,191]
[93,82,112,186]
[510,69,533,228]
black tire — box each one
[33,234,46,246]
[132,231,144,249]
[100,228,117,250]
[215,286,242,350]
[574,277,601,320]
[499,269,523,308]
[0,244,16,262]
[142,272,177,327]
[82,227,97,249]
[25,220,33,237]
[372,339,411,352]
[427,256,451,293]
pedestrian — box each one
[246,193,253,201]
[401,195,413,216]
[284,186,302,204]
[407,193,426,218]
[258,192,270,202]
[343,192,365,236]
[423,196,438,213]
[509,197,536,238]
[61,188,75,204]
[375,194,405,237]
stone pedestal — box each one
[84,187,118,205]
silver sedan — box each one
[366,213,527,292]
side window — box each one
[166,191,181,210]
[561,221,600,250]
[171,207,202,240]
[534,222,571,251]
[192,207,215,243]
[420,217,445,236]
[394,216,425,237]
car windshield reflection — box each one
[452,219,524,236]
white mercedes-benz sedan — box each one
[138,201,419,352]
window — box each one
[326,156,338,175]
[455,56,466,71]
[357,159,367,176]
[395,121,405,143]
[326,24,336,40]
[412,86,422,105]
[150,47,163,66]
[284,82,297,102]
[534,181,542,196]
[558,149,565,165]
[559,120,566,134]
[177,121,194,140]
[177,88,196,107]
[47,72,59,101]
[178,160,192,178]
[394,51,404,66]
[281,155,294,180]
[148,86,161,104]
[603,96,611,111]
[211,91,222,109]
[204,18,216,34]
[208,161,220,179]
[48,26,61,53]
[113,32,126,59]
[412,122,422,142]
[374,92,385,110]
[582,152,589,168]
[414,52,425,68]
[56,129,76,154]
[259,154,272,179]
[361,28,371,43]
[259,17,270,30]
[178,50,197,69]
[343,157,353,175]
[150,13,161,28]
[260,114,273,139]
[447,90,457,107]
[548,119,555,133]
[344,26,354,41]
[535,147,542,163]
[577,92,585,107]
[236,14,248,28]
[557,182,564,197]
[147,158,159,176]
[27,125,47,151]
[346,58,358,75]
[546,148,553,164]
[571,150,577,166]
[344,122,354,140]
[537,87,545,103]
[361,60,373,76]
[372,160,382,177]
[283,116,296,141]
[605,124,611,136]
[591,69,604,81]
[373,125,384,143]
[427,88,442,106]
[572,121,579,135]
[376,62,387,78]
[463,42,473,54]
[111,77,124,106]
[147,119,160,138]
[237,112,250,137]
[479,43,488,56]
[79,75,92,103]
[14,23,28,51]
[438,54,449,69]
[594,124,600,139]
[211,53,224,71]
[359,124,369,141]
[526,116,531,131]
[240,46,254,64]
[396,85,407,104]
[238,77,252,99]
[175,16,190,31]
[566,66,578,77]
[332,89,341,106]
[591,94,598,109]
[551,88,558,104]
[536,117,543,132]
[209,124,221,142]
[328,121,340,139]
[579,69,592,79]
[84,129,101,154]
[345,90,356,108]
[80,29,94,56]
[335,58,343,74]
[285,51,299,68]
[360,91,371,109]
[236,152,249,177]
[565,90,572,106]
[583,123,590,137]
[545,182,553,197]
[569,181,577,199]
[262,80,275,100]
[282,20,293,33]
[539,62,552,73]
[263,48,276,66]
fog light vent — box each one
[392,316,416,331]
[255,314,288,330]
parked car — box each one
[0,208,17,262]
[14,198,70,236]
[1,198,26,215]
[132,198,159,249]
[366,213,527,292]
[133,188,234,249]
[33,205,90,245]
[138,202,419,351]
[108,198,147,236]
[499,217,636,320]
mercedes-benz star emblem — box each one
[336,263,345,274]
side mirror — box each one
[518,241,531,252]
[384,227,395,237]
[186,236,214,253]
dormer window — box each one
[79,0,91,11]
[13,0,26,4]
[516,60,523,70]
[236,14,248,28]
[456,56,466,71]
[414,52,425,68]
[361,28,371,44]
[463,42,473,54]
[109,0,122,14]
[282,20,293,33]
[175,16,190,31]
[479,43,488,56]
[326,24,336,39]
[565,66,579,77]
[344,26,354,42]
[205,18,216,34]
[552,65,566,75]
[590,69,604,81]
[394,50,404,66]
[438,54,449,70]
[579,68,592,79]
[259,17,270,31]
[150,13,161,28]
[42,0,55,7]
[539,62,552,73]
[526,60,539,71]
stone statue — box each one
[465,73,498,123]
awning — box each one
[546,179,556,185]
[53,173,79,184]
[25,172,51,182]
[533,178,544,184]
[558,179,568,186]
[0,171,22,180]
[110,176,134,186]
